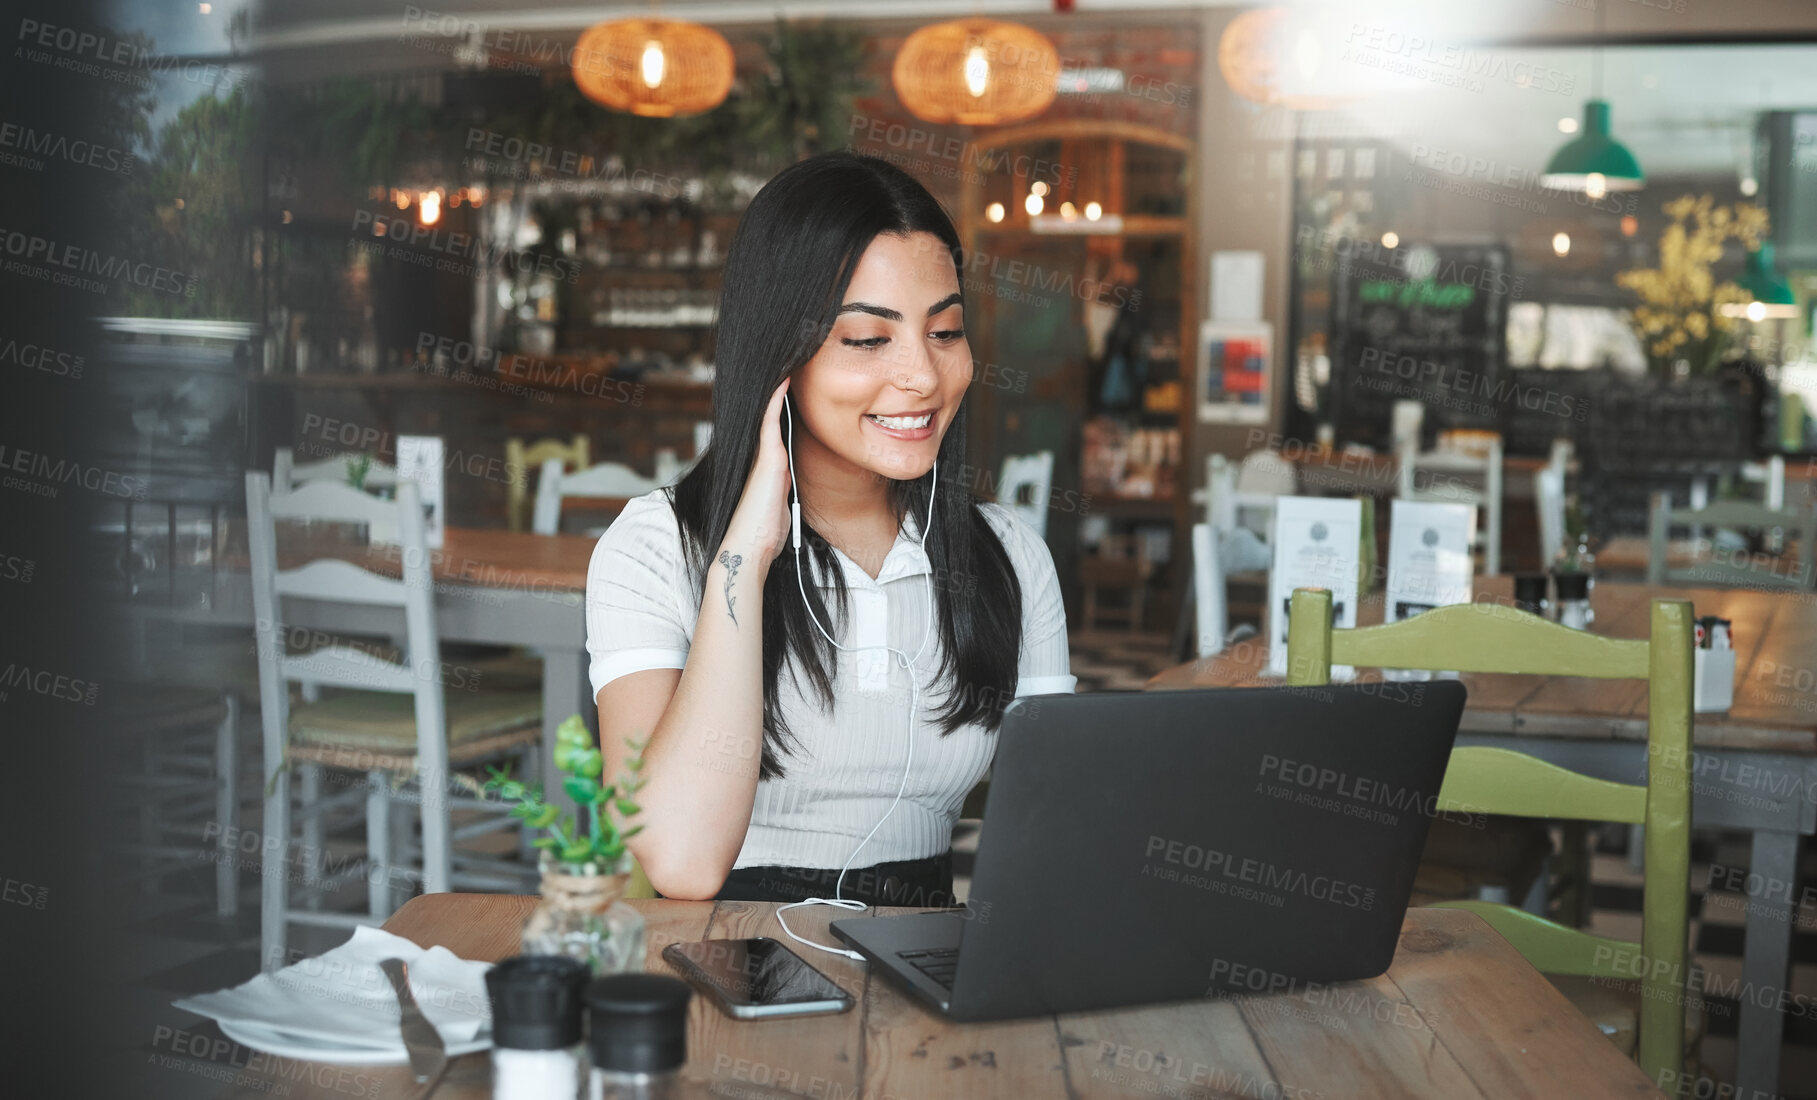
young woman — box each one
[585,152,1074,912]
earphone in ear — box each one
[773,384,941,962]
[783,394,803,552]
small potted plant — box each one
[485,714,648,974]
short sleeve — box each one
[980,505,1077,697]
[585,491,696,697]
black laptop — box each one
[831,681,1467,1021]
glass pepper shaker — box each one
[1512,574,1549,618]
[486,955,591,1100]
[1553,571,1592,630]
[587,974,692,1100]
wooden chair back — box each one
[244,472,453,890]
[1284,586,1694,1084]
[531,459,671,536]
[274,448,398,493]
[1397,436,1504,575]
[1647,492,1816,590]
[505,435,590,532]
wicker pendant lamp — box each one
[892,18,1058,126]
[572,15,734,118]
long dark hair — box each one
[669,151,1022,779]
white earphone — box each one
[775,394,939,961]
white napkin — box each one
[174,926,492,1050]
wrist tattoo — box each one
[718,549,744,626]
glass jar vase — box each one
[523,861,646,976]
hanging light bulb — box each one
[1722,243,1801,320]
[640,39,666,89]
[1031,180,1049,197]
[1552,232,1570,257]
[572,18,733,118]
[1380,230,1399,249]
[963,44,990,98]
[418,190,442,226]
[986,202,1005,223]
[1025,193,1044,216]
[1084,202,1102,221]
[893,18,1057,125]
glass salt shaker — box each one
[486,955,591,1100]
[587,974,692,1100]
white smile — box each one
[867,413,933,430]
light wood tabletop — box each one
[1151,578,1817,755]
[208,894,1662,1099]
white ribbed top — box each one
[585,490,1076,870]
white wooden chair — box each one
[532,457,680,536]
[1646,491,1817,590]
[1189,453,1291,657]
[505,435,590,533]
[246,472,543,969]
[1397,435,1504,575]
[274,448,398,493]
[1535,439,1572,569]
[997,451,1055,538]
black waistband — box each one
[712,850,956,909]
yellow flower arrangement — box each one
[1615,195,1770,375]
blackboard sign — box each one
[1328,242,1514,451]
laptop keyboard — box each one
[897,946,959,989]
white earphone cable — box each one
[774,397,938,961]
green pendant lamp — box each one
[1728,242,1800,321]
[1541,99,1644,195]
[1542,4,1643,196]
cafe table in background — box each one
[1150,577,1816,1099]
[111,524,601,816]
[203,893,1661,1099]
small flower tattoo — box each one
[718,550,743,626]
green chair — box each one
[1284,587,1694,1085]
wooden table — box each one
[207,894,1662,1099]
[1152,578,1817,1098]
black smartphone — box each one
[661,937,854,1019]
